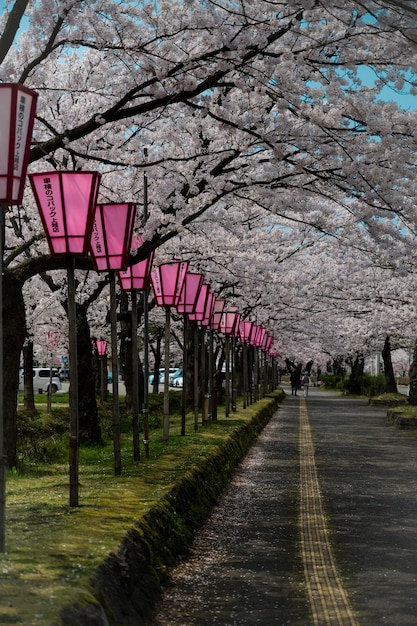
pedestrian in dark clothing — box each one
[290,371,300,396]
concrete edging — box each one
[59,392,283,626]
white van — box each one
[19,367,62,394]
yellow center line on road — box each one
[299,398,359,626]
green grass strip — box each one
[1,390,284,625]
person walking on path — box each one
[302,371,311,397]
[290,370,300,395]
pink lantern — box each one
[187,282,210,322]
[151,260,189,307]
[0,84,38,205]
[211,298,225,330]
[256,326,266,348]
[198,290,215,328]
[29,171,101,256]
[90,203,136,272]
[249,323,259,345]
[45,330,59,349]
[176,272,204,315]
[118,234,154,291]
[96,339,107,356]
[265,335,273,353]
[220,308,239,335]
[239,320,253,344]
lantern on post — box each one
[176,272,204,436]
[90,202,136,476]
[0,84,38,204]
[197,289,215,426]
[255,326,267,398]
[118,235,154,460]
[150,260,188,445]
[220,307,240,417]
[210,298,225,422]
[187,282,210,431]
[248,323,260,403]
[29,170,101,508]
[95,339,108,404]
[0,83,38,551]
[239,320,253,409]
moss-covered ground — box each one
[1,390,283,625]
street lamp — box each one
[255,326,266,398]
[248,322,260,403]
[118,235,154,460]
[150,260,188,445]
[220,307,239,417]
[187,282,210,430]
[29,170,101,507]
[239,320,253,409]
[90,202,136,476]
[0,83,37,551]
[210,298,225,421]
[95,338,108,404]
[176,272,204,436]
[197,289,215,426]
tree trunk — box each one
[4,271,26,468]
[151,334,162,394]
[22,340,35,411]
[381,335,398,394]
[347,354,365,395]
[408,337,417,405]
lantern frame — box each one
[239,320,253,344]
[248,323,259,345]
[256,326,266,348]
[0,83,38,205]
[220,308,239,335]
[151,260,189,307]
[118,234,154,292]
[211,298,225,331]
[198,290,215,328]
[90,202,136,272]
[176,272,204,315]
[96,339,108,356]
[187,282,210,322]
[29,170,101,256]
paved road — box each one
[148,388,417,625]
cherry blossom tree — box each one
[0,0,417,462]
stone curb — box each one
[57,391,284,626]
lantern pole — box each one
[142,159,150,458]
[163,306,171,445]
[97,341,108,404]
[225,332,230,417]
[110,271,122,475]
[67,258,79,507]
[208,323,214,423]
[243,341,248,409]
[131,290,140,461]
[193,323,199,430]
[181,314,188,436]
[0,207,5,551]
[231,334,237,412]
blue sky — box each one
[0,2,416,111]
[358,66,417,111]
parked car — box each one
[19,367,62,394]
[149,368,178,385]
[168,368,183,385]
[172,375,183,388]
